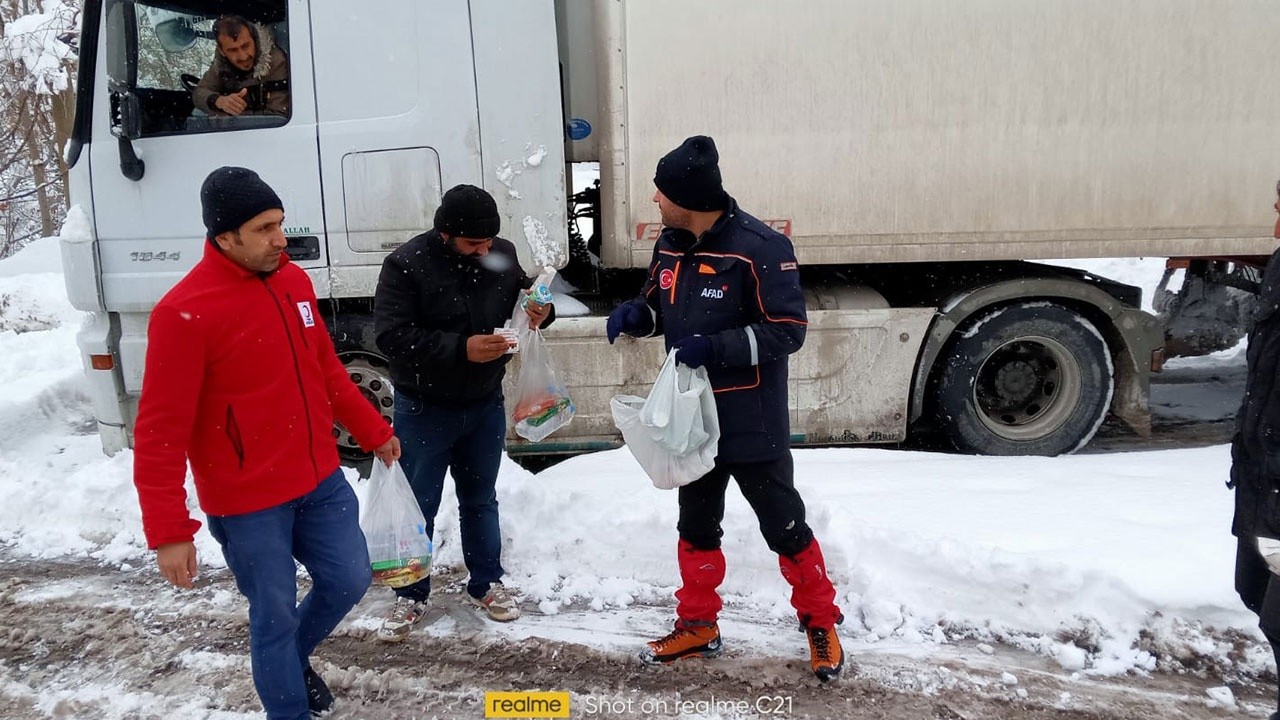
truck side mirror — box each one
[109,90,146,181]
[110,90,143,141]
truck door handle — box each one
[285,236,320,261]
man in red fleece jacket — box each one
[132,166,400,720]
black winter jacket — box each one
[374,230,549,405]
[1232,248,1280,539]
[635,197,807,462]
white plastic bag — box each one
[359,460,432,588]
[611,350,720,489]
[511,328,576,442]
[640,350,714,456]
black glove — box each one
[673,335,713,368]
[606,299,654,344]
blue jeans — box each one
[393,389,506,600]
[207,469,372,720]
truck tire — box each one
[336,354,395,462]
[934,303,1113,456]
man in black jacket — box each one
[373,184,551,640]
[1230,180,1280,720]
[607,136,844,681]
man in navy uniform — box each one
[607,136,844,681]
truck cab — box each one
[63,0,566,458]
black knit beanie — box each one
[653,135,728,212]
[434,184,501,238]
[200,166,283,239]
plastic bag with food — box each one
[359,460,432,588]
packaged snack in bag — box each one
[359,461,432,588]
[511,329,575,442]
[514,393,573,427]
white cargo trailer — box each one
[61,0,1279,459]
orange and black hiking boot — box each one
[639,621,722,664]
[806,625,844,681]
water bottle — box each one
[521,266,557,309]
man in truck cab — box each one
[606,136,845,681]
[192,15,290,118]
[132,167,401,719]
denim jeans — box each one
[393,389,506,600]
[207,468,372,720]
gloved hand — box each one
[606,300,654,344]
[673,335,714,369]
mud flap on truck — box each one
[76,311,132,454]
[1109,349,1151,439]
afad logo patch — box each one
[701,284,729,299]
[659,268,676,290]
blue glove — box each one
[673,335,714,369]
[606,300,654,344]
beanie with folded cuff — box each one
[200,166,284,240]
[654,135,728,212]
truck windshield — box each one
[103,0,290,136]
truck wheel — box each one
[934,303,1113,456]
[336,354,395,462]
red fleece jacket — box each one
[132,244,394,548]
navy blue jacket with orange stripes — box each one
[635,197,807,462]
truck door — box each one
[311,0,482,297]
[91,0,324,323]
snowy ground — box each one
[0,238,1272,719]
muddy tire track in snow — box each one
[0,556,1269,719]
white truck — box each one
[61,0,1278,460]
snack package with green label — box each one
[511,328,575,442]
[359,461,432,588]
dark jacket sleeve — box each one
[713,236,807,368]
[192,61,223,114]
[633,243,665,336]
[374,251,469,372]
